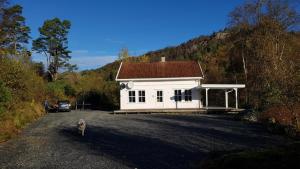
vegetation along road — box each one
[0,111,293,169]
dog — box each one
[77,119,86,136]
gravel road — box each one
[0,111,292,169]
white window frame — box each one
[128,91,136,103]
[138,90,145,103]
[157,90,163,102]
[184,89,192,102]
[174,89,182,102]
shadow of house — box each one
[58,114,292,169]
[59,126,205,169]
[129,115,292,150]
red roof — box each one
[116,61,203,79]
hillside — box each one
[82,27,299,112]
[142,31,229,62]
[94,29,231,83]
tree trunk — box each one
[53,72,58,81]
[48,71,58,82]
[242,49,248,104]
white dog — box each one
[77,119,86,136]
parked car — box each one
[57,100,71,112]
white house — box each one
[115,57,245,111]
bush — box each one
[0,58,46,102]
[0,103,44,142]
[46,82,68,104]
[0,58,46,142]
[261,104,300,131]
[0,80,12,114]
[64,84,76,97]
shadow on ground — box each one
[59,125,204,169]
[58,114,291,169]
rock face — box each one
[215,32,229,40]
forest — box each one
[0,0,299,141]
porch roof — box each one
[199,84,245,89]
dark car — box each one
[57,100,71,112]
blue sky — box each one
[13,0,246,70]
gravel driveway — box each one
[0,111,292,169]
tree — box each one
[118,47,130,61]
[229,0,299,30]
[228,0,300,126]
[139,54,150,62]
[0,0,8,18]
[32,61,45,77]
[0,4,30,56]
[32,18,76,81]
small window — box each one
[138,90,145,102]
[184,89,192,101]
[157,91,163,102]
[174,90,182,102]
[129,91,135,103]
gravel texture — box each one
[0,111,292,169]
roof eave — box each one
[198,61,205,79]
[116,76,204,81]
[115,62,123,81]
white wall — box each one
[119,79,202,110]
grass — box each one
[200,142,300,169]
[0,102,44,142]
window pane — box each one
[175,90,181,102]
[129,91,135,102]
[138,90,145,102]
[157,91,163,102]
[184,90,192,101]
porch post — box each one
[234,88,238,109]
[205,88,209,108]
[225,90,228,108]
[199,88,202,108]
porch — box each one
[113,107,244,114]
[199,84,246,109]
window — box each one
[174,90,182,102]
[185,89,192,101]
[138,90,145,102]
[129,91,135,103]
[157,91,163,102]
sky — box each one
[13,0,246,70]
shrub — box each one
[261,104,300,130]
[46,81,68,104]
[0,103,44,142]
[64,84,76,97]
[0,80,12,114]
[0,58,46,142]
[0,58,46,103]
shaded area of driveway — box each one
[0,111,293,169]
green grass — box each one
[200,142,300,169]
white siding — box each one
[119,79,202,110]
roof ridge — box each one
[122,60,198,64]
